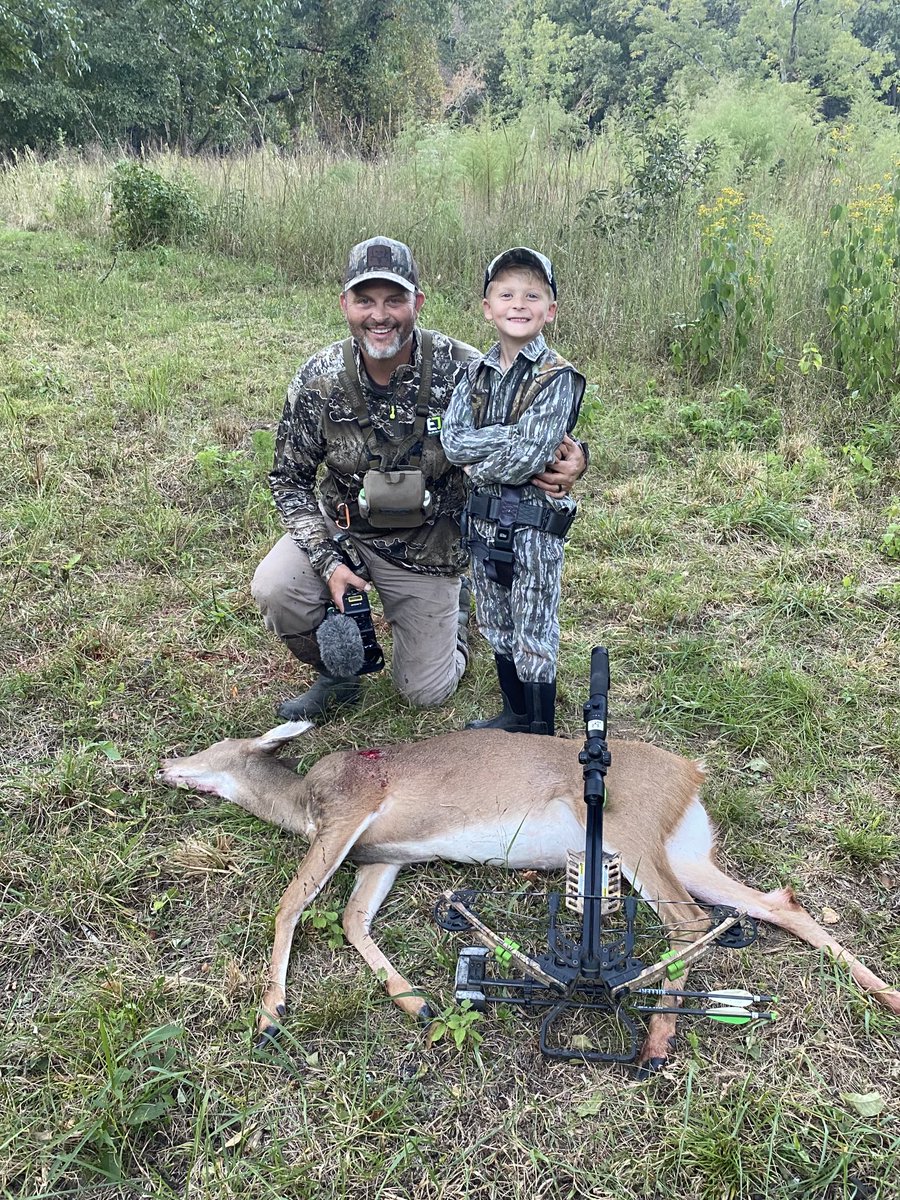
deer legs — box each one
[343,863,432,1021]
[258,807,384,1040]
[626,862,709,1076]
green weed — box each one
[300,904,346,950]
[45,1016,189,1184]
[427,1000,484,1052]
[712,494,811,544]
[827,181,900,404]
[673,187,776,374]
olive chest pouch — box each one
[337,331,439,530]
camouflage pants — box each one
[471,521,563,684]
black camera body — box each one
[326,588,385,675]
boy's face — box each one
[482,267,557,349]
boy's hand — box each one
[530,435,586,496]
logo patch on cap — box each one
[367,245,394,270]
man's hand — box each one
[327,564,371,611]
[530,435,586,496]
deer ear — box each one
[255,721,315,752]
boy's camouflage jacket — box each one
[270,328,478,581]
[440,334,585,511]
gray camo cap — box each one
[483,246,557,298]
[343,237,420,293]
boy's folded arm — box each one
[465,433,561,486]
[465,374,576,487]
[440,407,514,465]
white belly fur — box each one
[367,797,585,869]
[663,794,714,869]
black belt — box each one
[465,490,576,538]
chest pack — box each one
[338,332,436,529]
[466,350,585,433]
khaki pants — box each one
[252,528,465,707]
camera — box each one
[326,587,385,675]
[316,531,385,677]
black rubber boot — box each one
[277,673,361,721]
[523,680,556,736]
[466,654,528,732]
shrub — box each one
[108,161,204,250]
[577,106,716,233]
[826,178,899,404]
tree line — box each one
[1,0,897,156]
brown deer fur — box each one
[157,721,900,1070]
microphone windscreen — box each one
[316,612,365,678]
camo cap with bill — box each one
[343,237,420,293]
[483,246,557,299]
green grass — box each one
[1,227,899,1199]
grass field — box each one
[1,225,899,1199]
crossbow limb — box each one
[434,647,778,1064]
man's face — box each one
[340,282,424,361]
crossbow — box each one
[434,646,777,1065]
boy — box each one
[440,247,586,736]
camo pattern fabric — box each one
[441,333,586,683]
[440,333,584,511]
[471,525,564,683]
[270,328,478,581]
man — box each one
[252,237,585,720]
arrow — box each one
[634,986,775,1007]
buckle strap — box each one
[465,490,576,537]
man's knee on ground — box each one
[250,565,284,636]
[250,561,274,611]
[395,670,461,709]
[251,566,320,639]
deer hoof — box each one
[254,1005,287,1050]
[254,1023,281,1050]
[416,1002,434,1025]
[632,1055,668,1080]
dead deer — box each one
[156,721,900,1070]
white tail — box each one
[157,725,900,1070]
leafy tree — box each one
[732,0,886,115]
[853,0,900,108]
[0,0,287,152]
[629,0,729,98]
[0,0,81,75]
[0,0,451,153]
[499,0,575,110]
[0,1,84,148]
[272,0,448,146]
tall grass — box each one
[1,95,897,419]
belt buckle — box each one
[498,496,519,525]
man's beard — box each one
[353,319,415,360]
